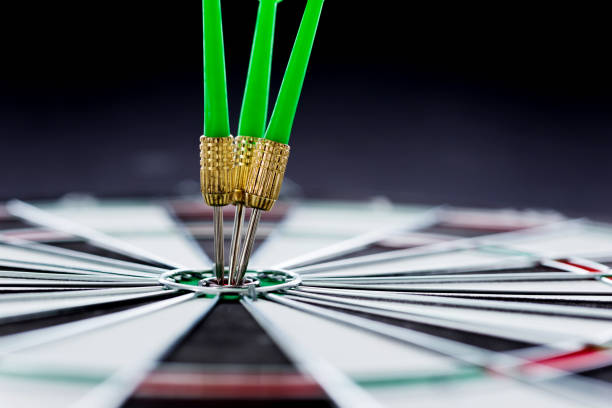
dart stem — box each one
[213,207,225,282]
[229,203,245,281]
[203,0,230,137]
[235,208,262,284]
[264,0,324,145]
[238,0,282,139]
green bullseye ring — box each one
[159,268,301,295]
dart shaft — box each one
[229,203,246,282]
[203,0,230,137]
[213,206,225,282]
[234,208,262,284]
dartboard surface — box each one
[1,196,612,408]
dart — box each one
[229,0,282,285]
[234,0,325,284]
[200,0,233,284]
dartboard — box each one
[1,196,611,408]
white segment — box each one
[253,299,460,380]
[0,288,169,320]
[300,249,524,278]
[0,377,92,408]
[35,199,210,268]
[499,223,612,258]
[251,200,431,267]
[369,375,581,408]
[0,244,157,277]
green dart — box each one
[203,0,230,138]
[230,0,283,285]
[200,0,234,284]
[265,0,324,145]
[238,0,282,139]
[235,0,325,283]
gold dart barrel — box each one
[200,135,235,206]
[243,138,290,211]
[232,135,258,204]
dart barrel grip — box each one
[200,135,235,206]
[243,139,290,211]
[232,135,258,204]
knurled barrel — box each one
[200,135,234,206]
[232,135,258,204]
[243,138,290,211]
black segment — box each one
[122,299,333,408]
[298,244,409,267]
[0,287,97,294]
[579,364,612,383]
[0,291,177,336]
[597,261,612,268]
[0,218,32,230]
[438,295,612,309]
[293,297,534,352]
[378,265,561,277]
[163,299,292,365]
[0,264,82,274]
[418,224,503,237]
[46,240,170,268]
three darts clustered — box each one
[200,0,324,285]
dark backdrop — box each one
[1,2,610,216]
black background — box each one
[1,2,610,216]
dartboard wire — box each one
[6,200,184,269]
[0,236,167,275]
[0,281,159,289]
[281,291,608,349]
[297,283,612,295]
[302,272,606,284]
[70,295,220,408]
[0,291,192,356]
[291,287,612,321]
[162,199,212,265]
[289,219,583,275]
[264,294,612,408]
[241,296,385,408]
[407,292,612,302]
[273,205,443,270]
